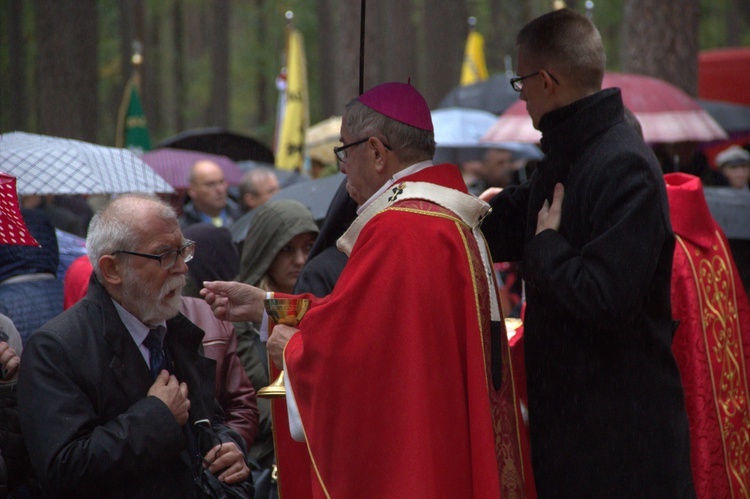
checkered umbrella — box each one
[0,172,40,246]
[0,131,175,195]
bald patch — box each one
[189,160,224,185]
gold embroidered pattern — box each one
[678,233,750,498]
[389,201,527,495]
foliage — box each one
[0,0,748,147]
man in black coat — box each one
[18,195,252,498]
[481,9,695,497]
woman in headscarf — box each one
[234,199,318,471]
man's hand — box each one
[200,281,266,323]
[478,187,502,202]
[536,183,564,235]
[147,370,190,426]
[203,441,250,484]
[267,325,298,370]
[0,342,20,381]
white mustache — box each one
[158,275,186,300]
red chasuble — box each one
[279,164,533,498]
[665,173,750,499]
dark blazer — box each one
[483,89,694,498]
[18,275,245,498]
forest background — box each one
[1,0,749,152]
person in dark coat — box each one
[293,176,358,297]
[0,208,63,345]
[18,195,252,498]
[481,9,695,497]
[180,223,240,298]
[0,314,38,497]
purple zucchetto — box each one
[357,82,434,131]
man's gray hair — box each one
[240,166,277,198]
[344,99,436,164]
[86,194,177,277]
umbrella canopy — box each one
[698,99,750,134]
[431,108,544,164]
[305,116,342,165]
[0,172,39,246]
[703,186,750,240]
[0,132,175,195]
[156,127,275,163]
[140,148,244,189]
[482,72,729,144]
[437,73,521,115]
[229,173,344,243]
[432,108,499,147]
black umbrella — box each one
[437,73,521,116]
[229,173,346,243]
[156,127,275,163]
[703,186,750,240]
[698,99,750,134]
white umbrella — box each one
[0,131,175,195]
[432,107,499,147]
[431,108,544,162]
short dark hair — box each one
[517,8,605,92]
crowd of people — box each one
[1,7,749,499]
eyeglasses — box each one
[509,71,559,92]
[112,240,196,270]
[333,138,368,163]
[333,137,393,163]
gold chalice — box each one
[257,298,311,399]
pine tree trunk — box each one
[8,0,27,131]
[208,0,230,127]
[422,0,467,106]
[34,0,98,141]
[622,0,700,96]
[315,0,337,118]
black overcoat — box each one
[18,275,244,498]
[483,89,695,498]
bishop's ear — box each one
[369,137,389,172]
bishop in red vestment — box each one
[203,82,533,498]
[666,172,750,498]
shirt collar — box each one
[357,160,434,215]
[111,298,168,347]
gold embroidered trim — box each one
[676,233,750,497]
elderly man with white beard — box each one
[18,194,253,498]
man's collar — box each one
[357,160,434,214]
[111,298,167,346]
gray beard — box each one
[121,271,186,324]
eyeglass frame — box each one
[509,70,560,92]
[333,137,392,164]
[111,240,196,270]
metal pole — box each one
[359,0,366,95]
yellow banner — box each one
[460,30,489,86]
[275,26,309,171]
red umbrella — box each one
[482,72,728,144]
[0,172,39,246]
[139,148,244,189]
